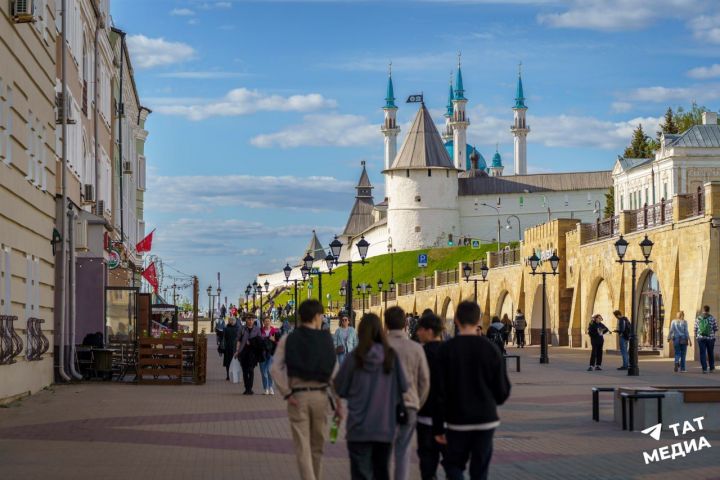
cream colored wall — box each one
[1,0,58,401]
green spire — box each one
[446,75,454,116]
[514,62,526,109]
[454,53,466,100]
[385,62,396,109]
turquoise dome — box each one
[492,150,502,168]
[444,141,486,170]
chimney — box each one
[702,111,717,125]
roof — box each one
[385,74,397,109]
[446,81,454,116]
[304,230,327,262]
[492,150,503,168]
[387,104,456,171]
[514,74,526,109]
[668,124,720,148]
[357,161,372,189]
[444,141,486,170]
[617,157,652,172]
[458,171,612,196]
[342,198,375,236]
[455,64,466,100]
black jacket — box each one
[435,335,511,432]
[417,341,444,435]
[588,321,609,338]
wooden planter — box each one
[137,338,183,385]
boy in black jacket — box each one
[415,312,447,480]
[435,301,511,480]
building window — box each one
[415,226,421,232]
[428,169,431,177]
[620,195,624,211]
[663,183,668,200]
[406,169,410,177]
[519,196,524,208]
[415,195,421,202]
[645,188,649,205]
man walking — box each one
[271,300,340,480]
[237,315,261,395]
[695,305,717,374]
[512,309,526,348]
[435,301,511,480]
[385,306,430,480]
[613,310,630,370]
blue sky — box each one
[111,0,720,305]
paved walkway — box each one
[0,339,718,479]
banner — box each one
[142,261,159,293]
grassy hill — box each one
[268,243,512,309]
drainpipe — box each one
[68,205,82,380]
[94,9,102,216]
[118,32,125,246]
[57,0,71,382]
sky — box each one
[111,0,720,306]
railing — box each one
[436,268,459,286]
[397,282,414,297]
[370,293,381,307]
[26,317,49,361]
[635,200,672,231]
[678,188,705,220]
[0,315,23,365]
[415,276,434,291]
[489,248,522,267]
[581,216,620,243]
[386,290,397,302]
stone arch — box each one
[440,297,455,337]
[586,277,615,349]
[635,268,665,351]
[529,285,550,346]
[495,290,514,322]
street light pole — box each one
[505,214,521,243]
[481,203,501,251]
[377,279,395,313]
[614,235,654,376]
[284,263,309,328]
[528,251,560,364]
[305,251,335,304]
[329,235,371,327]
[463,262,489,303]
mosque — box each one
[337,61,612,261]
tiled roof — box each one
[458,171,612,196]
[342,198,375,236]
[387,104,456,171]
[669,124,720,148]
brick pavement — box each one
[0,340,718,480]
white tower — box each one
[381,65,400,171]
[511,64,529,175]
[450,55,469,171]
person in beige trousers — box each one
[385,306,430,480]
[271,300,342,480]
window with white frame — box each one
[1,245,11,315]
[137,155,146,191]
[1,81,13,166]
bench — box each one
[592,387,615,422]
[620,392,665,432]
[504,354,520,372]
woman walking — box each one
[334,314,358,365]
[668,311,691,372]
[334,313,407,480]
[237,315,261,394]
[259,317,279,394]
[222,317,239,381]
[587,314,610,371]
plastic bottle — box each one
[329,416,339,444]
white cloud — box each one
[624,84,720,103]
[146,174,355,213]
[126,35,196,69]
[689,14,720,43]
[241,248,263,256]
[327,52,456,72]
[156,71,249,79]
[611,101,633,113]
[687,64,720,79]
[151,88,335,120]
[170,8,195,16]
[251,113,378,148]
[538,0,699,31]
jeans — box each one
[673,340,688,371]
[337,352,347,365]
[698,338,716,372]
[393,408,417,480]
[515,330,525,347]
[260,356,273,390]
[347,441,392,480]
[619,336,629,368]
[589,336,604,367]
[417,422,447,480]
[445,429,495,480]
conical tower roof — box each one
[514,71,527,109]
[303,230,327,263]
[386,104,456,171]
[343,162,376,236]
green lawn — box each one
[270,242,513,308]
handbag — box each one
[335,345,346,354]
[395,362,408,425]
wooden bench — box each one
[650,385,720,403]
[621,392,664,431]
[504,354,520,372]
[591,387,615,422]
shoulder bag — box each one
[395,360,408,425]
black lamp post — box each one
[206,285,214,330]
[255,281,269,322]
[284,263,308,327]
[305,251,335,303]
[329,235,370,327]
[528,251,560,364]
[245,284,252,313]
[377,278,395,311]
[614,234,653,376]
[356,283,371,314]
[463,262,488,303]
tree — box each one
[604,187,615,219]
[675,102,712,132]
[657,107,679,139]
[623,124,655,158]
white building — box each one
[338,63,612,258]
[613,111,720,212]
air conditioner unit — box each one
[55,92,76,125]
[122,161,133,174]
[92,199,106,217]
[12,0,36,23]
[83,184,95,203]
[74,219,88,250]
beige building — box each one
[1,0,58,401]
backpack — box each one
[698,316,712,337]
[487,327,505,353]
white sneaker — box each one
[269,387,275,395]
[263,389,269,395]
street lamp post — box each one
[463,262,488,303]
[206,285,214,330]
[329,235,370,327]
[481,203,501,251]
[245,284,252,313]
[528,251,560,364]
[505,215,521,243]
[305,251,335,303]
[377,278,396,312]
[283,263,309,328]
[255,281,268,322]
[614,234,654,376]
[356,283,371,314]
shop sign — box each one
[107,248,121,269]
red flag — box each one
[142,262,159,293]
[136,229,155,253]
